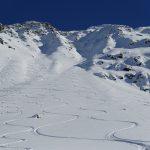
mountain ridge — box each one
[0,21,150,92]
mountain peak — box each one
[0,22,149,92]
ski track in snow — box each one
[0,102,149,150]
[35,113,150,150]
[0,69,149,150]
[0,119,34,149]
[0,78,149,150]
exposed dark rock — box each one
[145,39,150,44]
[30,114,40,119]
[108,74,116,81]
[106,53,123,60]
[129,42,134,45]
[0,23,4,31]
[0,38,4,44]
[125,73,135,79]
[123,67,132,71]
[118,76,124,79]
[116,53,123,59]
[97,61,104,65]
[125,56,143,66]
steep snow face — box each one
[0,22,149,91]
[65,25,150,56]
[0,21,82,88]
[64,24,150,92]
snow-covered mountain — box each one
[63,24,150,92]
[0,22,149,91]
[0,21,82,88]
[0,21,150,150]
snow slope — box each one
[64,24,150,92]
[0,21,81,88]
[0,22,150,150]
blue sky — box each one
[0,0,149,30]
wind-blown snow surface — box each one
[0,21,150,150]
